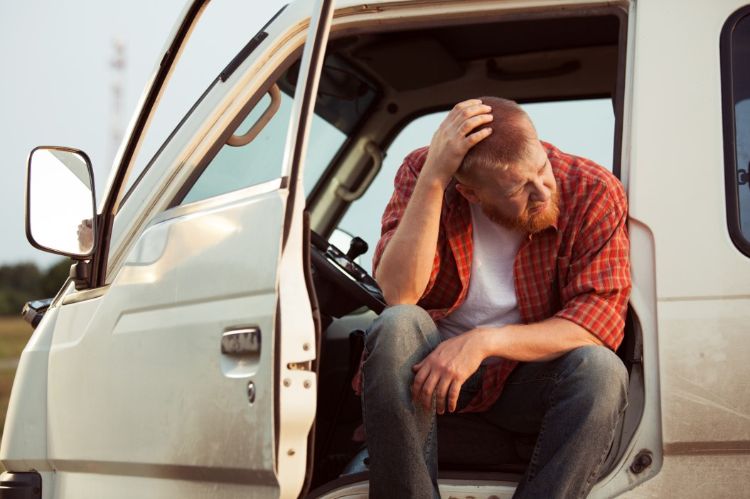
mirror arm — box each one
[69,211,103,290]
[70,261,92,291]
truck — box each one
[2,0,749,497]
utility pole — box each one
[109,39,126,169]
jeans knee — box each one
[364,305,439,374]
[561,346,628,413]
[366,305,438,353]
[378,304,434,330]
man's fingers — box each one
[453,99,485,111]
[434,377,453,415]
[450,103,491,127]
[459,113,493,137]
[417,372,439,410]
[411,364,431,403]
[465,127,493,146]
[412,364,428,393]
[447,381,462,413]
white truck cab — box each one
[2,0,749,498]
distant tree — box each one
[0,262,41,295]
[0,288,30,316]
[40,259,72,297]
[0,259,71,315]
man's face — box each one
[458,139,559,234]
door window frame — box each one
[92,0,207,287]
[721,5,750,257]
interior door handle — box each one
[335,141,384,202]
[226,85,281,147]
[221,328,261,356]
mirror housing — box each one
[25,146,97,259]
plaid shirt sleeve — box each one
[372,147,443,299]
[554,177,631,351]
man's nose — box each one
[530,178,551,203]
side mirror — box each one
[26,146,97,259]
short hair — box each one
[456,97,537,182]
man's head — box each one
[454,96,558,233]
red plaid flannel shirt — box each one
[369,141,631,413]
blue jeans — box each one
[362,305,628,499]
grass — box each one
[0,316,33,461]
[0,316,33,359]
[0,368,16,448]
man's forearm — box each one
[477,317,604,362]
[374,99,493,305]
[410,317,607,412]
[375,173,447,305]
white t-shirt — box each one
[437,202,524,364]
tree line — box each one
[0,260,71,316]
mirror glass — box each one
[27,148,96,257]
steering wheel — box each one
[310,231,386,316]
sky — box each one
[0,0,614,271]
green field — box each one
[0,316,33,454]
[0,316,33,359]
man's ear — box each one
[455,182,481,204]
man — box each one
[361,97,631,498]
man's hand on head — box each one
[421,99,494,189]
[373,99,493,304]
[411,329,488,415]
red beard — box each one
[482,190,560,234]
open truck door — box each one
[3,1,334,497]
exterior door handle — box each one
[221,328,261,356]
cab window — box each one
[120,1,289,202]
[180,88,294,204]
[178,55,377,205]
[721,7,750,256]
[338,98,616,272]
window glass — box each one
[181,84,347,205]
[738,99,750,238]
[181,89,293,204]
[299,53,379,195]
[181,50,377,204]
[726,13,750,244]
[338,98,615,272]
[120,0,288,204]
[522,99,614,171]
[303,113,348,196]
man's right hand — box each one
[421,99,493,189]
